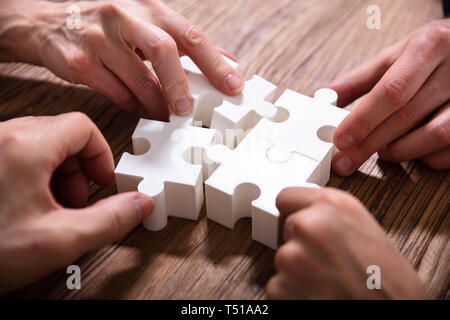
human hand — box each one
[329,20,450,176]
[0,0,243,119]
[0,113,153,294]
[266,187,425,299]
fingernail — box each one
[134,194,153,221]
[336,134,354,151]
[334,154,355,176]
[225,73,244,93]
[174,95,192,115]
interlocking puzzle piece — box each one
[181,56,278,145]
[257,88,349,185]
[204,89,349,249]
[114,55,264,232]
[115,115,218,231]
[115,56,349,249]
[205,125,322,249]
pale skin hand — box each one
[0,113,154,294]
[329,20,450,176]
[0,0,243,120]
[266,187,426,300]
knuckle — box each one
[353,115,373,138]
[82,26,106,46]
[65,52,94,80]
[420,23,450,51]
[285,210,330,241]
[297,213,330,242]
[111,88,134,106]
[285,214,306,237]
[383,78,409,107]
[265,277,280,300]
[322,187,360,208]
[64,111,92,126]
[106,208,125,239]
[0,130,23,150]
[0,122,40,164]
[184,24,207,47]
[316,189,342,207]
[133,74,160,92]
[429,122,450,146]
[98,2,122,19]
[409,23,450,64]
[0,133,28,165]
[274,242,301,271]
[151,36,177,56]
[164,77,188,94]
[212,55,230,76]
[389,105,416,130]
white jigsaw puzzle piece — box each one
[205,126,322,249]
[115,115,218,231]
[181,56,278,145]
[257,88,349,185]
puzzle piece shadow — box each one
[77,208,275,299]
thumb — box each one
[64,192,153,252]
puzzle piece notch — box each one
[313,88,338,105]
[115,114,219,231]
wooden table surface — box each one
[1,0,449,299]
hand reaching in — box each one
[266,187,425,299]
[0,0,243,119]
[329,20,450,176]
[0,113,153,294]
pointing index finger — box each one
[156,12,244,95]
[119,12,193,115]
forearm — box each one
[0,0,61,64]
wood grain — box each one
[1,0,448,299]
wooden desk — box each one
[2,0,448,299]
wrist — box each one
[0,0,64,65]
